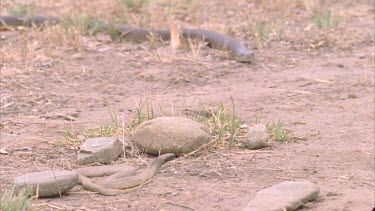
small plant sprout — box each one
[208,98,241,148]
[311,9,340,29]
[255,21,270,41]
[267,121,290,142]
[55,111,121,148]
[130,98,154,129]
[120,0,149,12]
[8,4,34,16]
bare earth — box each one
[0,0,374,210]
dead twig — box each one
[232,150,273,154]
[164,201,196,210]
[33,203,64,210]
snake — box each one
[74,153,175,196]
[0,15,254,62]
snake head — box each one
[160,153,176,161]
[234,49,255,63]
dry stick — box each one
[210,170,224,179]
[131,151,149,166]
[165,54,212,65]
[215,152,242,180]
[164,201,196,210]
[53,72,77,86]
[33,203,64,210]
[171,102,175,117]
[232,150,273,154]
[259,63,278,78]
[121,115,126,158]
[227,159,242,180]
[214,192,239,198]
[253,167,283,171]
[180,138,217,159]
[169,17,180,54]
[0,102,14,109]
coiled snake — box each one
[75,153,176,196]
[0,15,254,62]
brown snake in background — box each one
[0,15,255,62]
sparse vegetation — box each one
[130,98,155,129]
[248,19,271,43]
[0,1,372,210]
[8,4,34,16]
[255,21,270,41]
[55,111,121,147]
[201,99,241,148]
[59,15,105,36]
[120,0,149,12]
[267,121,290,142]
[127,98,241,148]
[0,189,32,211]
[311,9,340,29]
[178,0,195,10]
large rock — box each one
[78,137,124,165]
[133,117,210,155]
[241,124,269,150]
[242,180,320,211]
[14,170,78,198]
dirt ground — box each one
[0,0,374,210]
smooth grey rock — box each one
[133,117,210,155]
[241,124,269,150]
[78,137,124,165]
[14,170,78,198]
[242,180,320,211]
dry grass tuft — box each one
[129,98,243,149]
[54,111,124,148]
[0,188,33,211]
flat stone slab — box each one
[241,124,269,150]
[133,117,210,155]
[242,180,320,211]
[78,137,124,165]
[14,170,78,198]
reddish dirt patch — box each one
[1,1,374,210]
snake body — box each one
[74,153,175,196]
[0,15,254,62]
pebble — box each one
[241,124,269,150]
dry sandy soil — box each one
[0,0,374,210]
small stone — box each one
[337,63,344,68]
[339,95,347,100]
[242,180,320,211]
[133,117,210,155]
[77,137,124,165]
[241,124,269,150]
[326,191,339,197]
[14,171,78,198]
[347,93,357,99]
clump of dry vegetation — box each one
[54,98,245,150]
[128,98,243,148]
[310,8,340,29]
[267,121,291,142]
[0,188,33,211]
[55,111,121,147]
